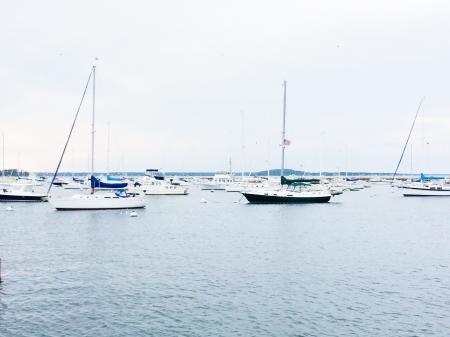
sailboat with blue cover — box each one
[49,64,145,210]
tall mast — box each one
[106,121,110,174]
[91,65,96,178]
[2,132,4,176]
[281,80,287,177]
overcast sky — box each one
[1,0,450,173]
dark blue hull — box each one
[242,193,331,204]
[0,194,47,202]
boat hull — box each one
[0,193,47,202]
[242,192,331,204]
[402,187,450,197]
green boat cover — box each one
[281,176,321,186]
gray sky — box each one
[1,0,450,173]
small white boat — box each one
[225,176,267,192]
[133,169,188,195]
[0,183,47,202]
[134,179,188,195]
[199,174,233,190]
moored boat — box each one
[132,169,188,195]
[401,184,450,197]
[199,174,233,190]
[48,64,145,211]
[240,81,333,204]
[0,183,47,202]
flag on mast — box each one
[283,139,291,146]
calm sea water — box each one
[0,185,449,336]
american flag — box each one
[283,139,291,146]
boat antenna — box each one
[281,80,287,177]
[391,97,425,183]
[47,67,94,195]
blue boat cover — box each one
[91,175,128,189]
[418,173,444,182]
[107,175,125,181]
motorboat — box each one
[199,174,233,190]
[0,183,47,202]
[132,169,188,195]
[225,176,267,192]
[52,177,69,186]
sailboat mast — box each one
[91,65,96,178]
[2,132,4,176]
[281,80,287,177]
[107,121,110,174]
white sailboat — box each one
[241,81,331,204]
[401,184,450,196]
[49,64,145,210]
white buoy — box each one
[129,211,138,217]
[200,198,207,203]
[5,206,13,211]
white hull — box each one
[50,193,146,210]
[402,187,450,197]
[0,183,47,202]
[0,191,48,202]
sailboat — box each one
[390,98,450,196]
[241,81,331,204]
[400,173,450,196]
[49,64,145,210]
